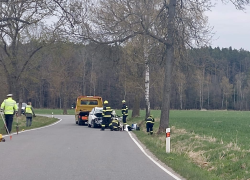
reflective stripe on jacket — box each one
[146,117,155,124]
[109,119,119,128]
[102,106,112,117]
[121,104,128,116]
[1,98,18,114]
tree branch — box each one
[17,45,43,80]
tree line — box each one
[1,0,250,132]
[1,41,250,111]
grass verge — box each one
[0,115,58,135]
[129,110,250,180]
[35,108,75,115]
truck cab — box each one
[75,96,103,125]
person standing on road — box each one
[24,102,36,127]
[121,100,128,131]
[101,100,112,131]
[146,115,155,135]
[0,94,18,134]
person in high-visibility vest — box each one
[101,100,112,131]
[24,102,36,127]
[121,100,128,130]
[0,94,18,134]
[146,115,155,135]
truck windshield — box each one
[81,100,98,105]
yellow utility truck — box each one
[75,96,103,125]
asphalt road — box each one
[0,115,179,180]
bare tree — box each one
[84,0,212,132]
[220,76,233,109]
[43,0,250,131]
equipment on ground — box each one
[16,115,19,135]
[0,134,5,142]
[0,112,12,140]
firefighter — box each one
[146,115,155,135]
[109,118,120,131]
[121,100,128,130]
[101,100,112,131]
[0,94,18,134]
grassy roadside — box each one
[35,108,75,115]
[128,110,250,180]
[0,115,58,135]
[4,108,250,179]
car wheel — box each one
[91,120,96,128]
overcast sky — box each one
[205,1,250,51]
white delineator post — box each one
[166,128,170,153]
[52,112,54,118]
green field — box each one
[2,109,250,179]
[35,108,75,115]
[129,110,250,180]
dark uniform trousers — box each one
[5,114,14,133]
[146,117,154,134]
[122,115,127,124]
[102,117,110,128]
[122,104,128,129]
[146,122,153,133]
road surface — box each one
[0,115,181,180]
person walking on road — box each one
[25,102,36,127]
[121,100,128,131]
[0,94,18,134]
[146,115,155,135]
[101,100,112,131]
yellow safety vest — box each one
[1,98,18,115]
[25,105,33,114]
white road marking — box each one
[128,131,182,180]
[2,118,62,138]
[2,116,181,180]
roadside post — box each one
[166,128,170,153]
[52,112,54,118]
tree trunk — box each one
[144,41,150,119]
[132,90,140,117]
[158,0,176,133]
[207,84,209,109]
[158,46,174,132]
[222,93,224,109]
[62,83,68,115]
[180,86,183,110]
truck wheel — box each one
[78,118,83,126]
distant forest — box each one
[1,43,250,111]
